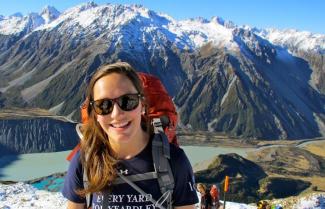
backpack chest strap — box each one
[113,172,158,184]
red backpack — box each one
[66,72,178,161]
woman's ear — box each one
[141,102,146,115]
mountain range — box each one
[0,2,324,139]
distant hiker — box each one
[197,183,212,209]
[210,184,220,209]
[62,62,198,209]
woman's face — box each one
[197,185,205,194]
[93,73,143,146]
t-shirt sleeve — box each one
[61,151,86,203]
[171,147,199,206]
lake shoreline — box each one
[178,132,325,148]
[1,134,324,182]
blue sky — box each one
[0,0,324,34]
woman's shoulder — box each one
[68,150,83,173]
[169,143,186,157]
[169,143,191,168]
[70,149,82,162]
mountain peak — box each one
[9,12,23,18]
[211,16,224,25]
[74,1,98,12]
[40,5,59,13]
[188,16,209,24]
[40,6,60,23]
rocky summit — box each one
[195,153,311,203]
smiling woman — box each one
[62,62,198,209]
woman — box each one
[196,183,211,209]
[62,62,198,209]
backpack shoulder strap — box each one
[83,169,92,209]
[152,118,175,209]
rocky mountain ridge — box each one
[0,2,324,139]
[0,109,78,156]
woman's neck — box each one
[110,130,149,160]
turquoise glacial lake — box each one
[0,146,253,182]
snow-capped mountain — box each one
[27,2,239,52]
[1,3,324,51]
[255,28,325,53]
[39,6,61,24]
[0,6,60,35]
[0,2,324,139]
[9,12,23,18]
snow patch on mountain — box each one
[169,16,238,49]
[255,28,325,53]
[220,75,237,107]
[314,113,325,136]
[0,15,30,35]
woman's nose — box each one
[110,103,123,118]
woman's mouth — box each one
[110,121,131,128]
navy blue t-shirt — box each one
[62,139,198,208]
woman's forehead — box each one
[93,73,137,99]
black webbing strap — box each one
[152,118,175,209]
[113,172,157,184]
[115,172,168,209]
[83,170,92,209]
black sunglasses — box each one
[90,93,142,115]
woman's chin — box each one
[107,133,133,144]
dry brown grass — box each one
[0,108,52,119]
[0,108,71,122]
[301,141,325,157]
[246,144,325,198]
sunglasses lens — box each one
[93,99,113,115]
[92,94,140,115]
[117,94,140,111]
